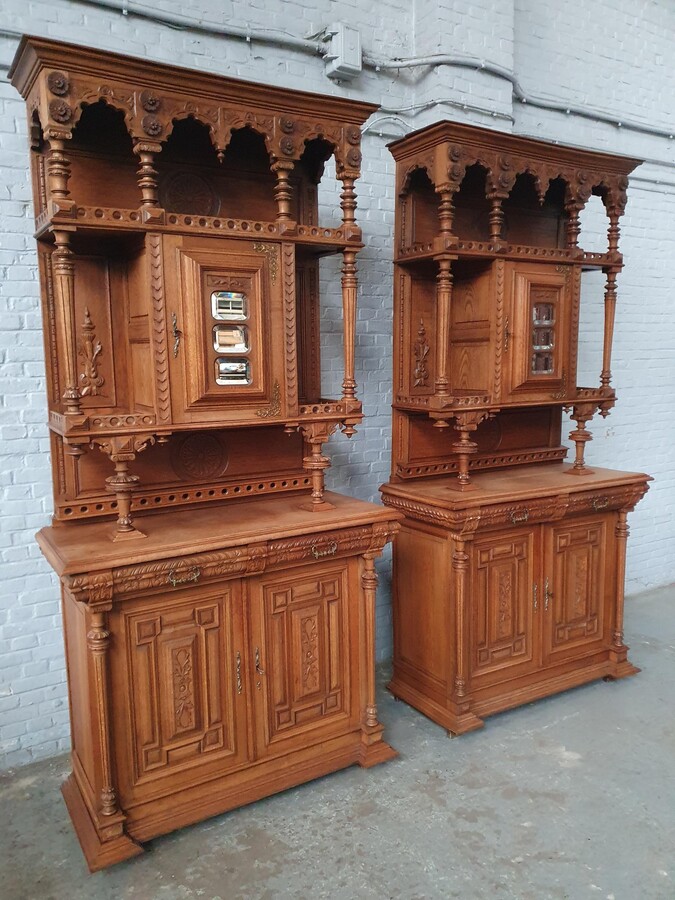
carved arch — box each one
[398,160,437,196]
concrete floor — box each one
[2,585,674,900]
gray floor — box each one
[2,586,674,900]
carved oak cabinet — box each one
[10,36,400,870]
[380,122,650,736]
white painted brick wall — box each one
[1,0,673,770]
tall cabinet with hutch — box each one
[11,36,400,871]
[380,122,650,736]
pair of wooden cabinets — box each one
[11,36,651,872]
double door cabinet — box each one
[382,467,649,735]
[39,494,400,870]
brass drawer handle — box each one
[509,509,529,524]
[504,316,511,352]
[311,541,338,559]
[592,496,609,511]
[167,566,200,587]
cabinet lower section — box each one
[381,465,649,735]
[40,493,400,870]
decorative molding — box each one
[256,380,281,419]
[148,234,171,423]
[253,242,279,283]
[282,244,298,415]
[494,259,505,401]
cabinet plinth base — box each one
[61,774,144,873]
[357,727,398,767]
[387,676,485,736]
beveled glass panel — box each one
[215,357,251,385]
[211,291,247,320]
[532,302,555,326]
[213,324,249,353]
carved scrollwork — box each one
[413,318,430,388]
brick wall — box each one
[0,0,672,769]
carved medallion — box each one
[47,71,69,96]
[171,433,229,481]
[160,171,219,216]
[48,99,73,123]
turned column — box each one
[86,601,121,819]
[272,159,295,221]
[299,423,337,511]
[340,249,358,402]
[52,229,82,417]
[436,184,455,240]
[565,200,583,251]
[612,511,630,651]
[339,173,357,230]
[434,257,454,403]
[487,193,506,243]
[133,140,161,208]
[92,435,156,539]
[452,539,471,714]
[361,554,380,729]
[46,134,76,217]
[600,268,619,388]
[449,411,488,489]
[566,401,596,475]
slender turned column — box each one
[488,194,505,242]
[52,230,82,416]
[340,249,358,400]
[272,160,295,221]
[361,554,379,728]
[434,258,453,399]
[106,457,144,539]
[613,511,630,650]
[339,174,357,229]
[87,608,120,818]
[134,141,160,207]
[449,411,485,489]
[437,186,455,237]
[566,402,596,475]
[600,269,618,388]
[46,136,75,214]
[299,423,337,511]
[607,208,621,255]
[565,202,582,250]
[452,539,470,711]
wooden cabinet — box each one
[382,121,651,734]
[12,36,401,870]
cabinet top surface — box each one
[37,492,401,576]
[381,465,651,511]
[10,34,378,123]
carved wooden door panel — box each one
[503,262,571,403]
[110,581,249,805]
[542,516,611,665]
[163,234,293,425]
[469,528,538,687]
[248,560,359,759]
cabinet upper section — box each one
[10,35,376,244]
[389,120,640,266]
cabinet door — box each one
[110,581,249,804]
[503,263,571,402]
[164,234,291,424]
[248,561,359,758]
[542,516,611,665]
[470,528,538,687]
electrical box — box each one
[324,23,362,80]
